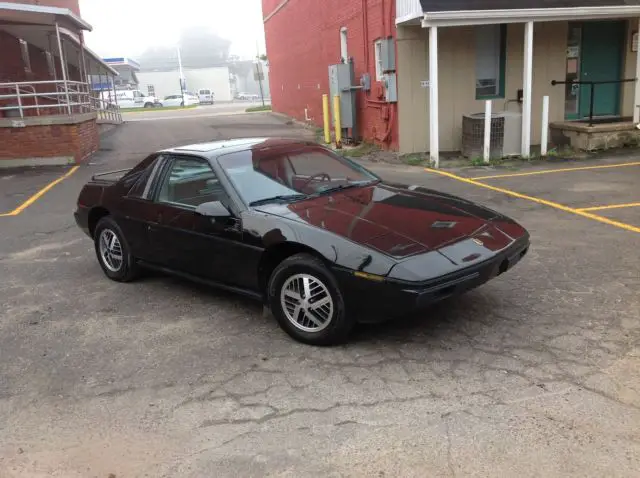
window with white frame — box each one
[374,39,383,81]
[340,27,348,62]
[475,25,506,98]
[19,39,32,74]
[148,85,155,96]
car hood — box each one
[255,183,525,260]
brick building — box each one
[264,1,640,161]
[263,0,399,150]
[0,0,119,167]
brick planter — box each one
[0,112,99,168]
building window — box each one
[19,39,32,74]
[475,25,506,99]
[148,85,155,96]
[374,39,383,81]
[340,27,348,62]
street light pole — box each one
[177,45,185,104]
[255,40,265,107]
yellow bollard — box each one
[333,94,342,148]
[322,94,330,144]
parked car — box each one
[197,88,215,104]
[74,138,530,345]
[161,92,200,107]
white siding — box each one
[396,0,423,25]
[137,67,232,101]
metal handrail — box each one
[0,80,121,123]
[551,78,636,126]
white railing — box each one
[0,80,121,123]
[90,96,123,124]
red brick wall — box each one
[263,0,399,149]
[0,118,98,162]
[76,116,99,161]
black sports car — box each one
[75,138,530,345]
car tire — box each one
[268,253,354,346]
[144,102,153,108]
[94,216,139,282]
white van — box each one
[101,89,160,109]
[197,88,215,105]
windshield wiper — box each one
[249,194,308,206]
[317,180,379,195]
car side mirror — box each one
[195,201,231,218]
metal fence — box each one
[0,80,121,123]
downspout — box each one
[362,0,369,71]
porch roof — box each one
[1,24,118,76]
[397,0,640,26]
[0,1,91,31]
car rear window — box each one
[200,89,211,95]
[125,155,161,198]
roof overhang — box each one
[1,24,118,75]
[420,6,640,27]
[0,1,91,31]
[103,57,141,71]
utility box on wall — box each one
[328,62,356,130]
[382,73,397,103]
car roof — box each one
[162,137,315,155]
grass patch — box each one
[246,105,272,112]
[120,105,198,113]
[400,152,430,166]
[341,142,379,158]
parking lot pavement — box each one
[0,166,78,216]
[1,115,640,477]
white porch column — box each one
[521,21,534,157]
[429,26,439,168]
[55,22,72,115]
[634,18,640,123]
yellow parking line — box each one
[425,168,640,234]
[471,161,640,180]
[0,166,80,217]
[578,202,640,212]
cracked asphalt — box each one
[1,113,639,477]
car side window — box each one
[156,156,223,208]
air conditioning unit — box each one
[462,111,522,158]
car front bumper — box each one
[334,236,530,323]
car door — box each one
[115,154,167,261]
[147,155,245,283]
[132,90,144,107]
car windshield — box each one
[217,143,379,206]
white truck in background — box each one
[100,89,161,109]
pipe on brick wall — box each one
[362,0,397,145]
[381,0,386,38]
[361,0,369,71]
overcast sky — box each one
[79,0,266,60]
